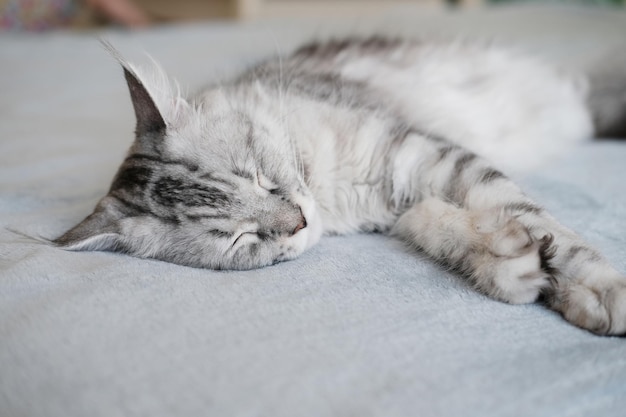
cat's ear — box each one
[54,197,124,252]
[100,40,167,135]
[123,67,167,135]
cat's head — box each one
[54,51,321,269]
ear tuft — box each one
[100,39,169,135]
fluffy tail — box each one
[587,50,626,138]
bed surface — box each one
[2,5,626,417]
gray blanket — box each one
[1,5,625,417]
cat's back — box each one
[252,37,593,171]
[244,37,420,84]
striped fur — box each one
[55,38,626,335]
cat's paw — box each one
[394,198,552,304]
[551,276,626,335]
[470,212,552,304]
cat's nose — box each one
[292,211,307,235]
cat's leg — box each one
[393,197,553,305]
[391,132,626,335]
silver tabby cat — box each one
[55,38,626,335]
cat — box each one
[54,38,626,335]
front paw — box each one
[470,214,552,304]
[551,277,626,335]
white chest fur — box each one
[290,100,400,235]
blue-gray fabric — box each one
[1,5,626,417]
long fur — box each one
[55,37,626,335]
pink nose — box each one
[292,216,307,235]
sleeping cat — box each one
[55,38,626,335]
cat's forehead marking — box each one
[110,165,153,192]
[125,153,200,172]
[151,176,232,209]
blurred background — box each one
[1,0,624,31]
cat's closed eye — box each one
[232,231,259,247]
[257,170,279,193]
